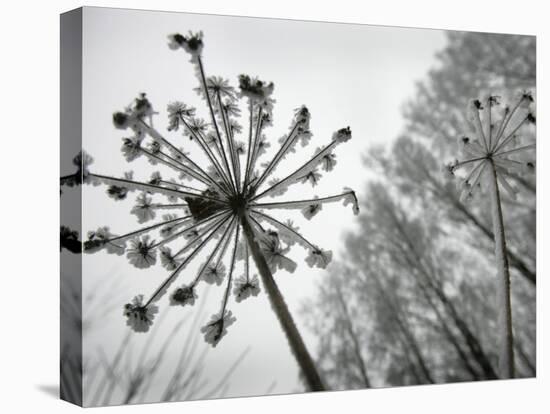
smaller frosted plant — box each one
[445,92,535,379]
[84,31,359,391]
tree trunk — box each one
[417,280,481,380]
[367,271,435,384]
[334,285,372,387]
[240,215,326,391]
[386,213,498,379]
[487,160,515,379]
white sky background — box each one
[81,7,445,404]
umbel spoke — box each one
[197,55,237,192]
[253,140,339,200]
[89,173,225,203]
[252,191,359,215]
[252,118,301,192]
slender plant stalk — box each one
[240,214,326,391]
[487,159,515,379]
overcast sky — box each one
[80,6,446,403]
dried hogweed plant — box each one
[83,31,358,391]
[445,92,536,379]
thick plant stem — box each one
[487,160,515,379]
[240,214,326,391]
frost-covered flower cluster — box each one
[123,295,159,333]
[445,92,536,202]
[83,31,358,346]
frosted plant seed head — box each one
[446,93,535,203]
[83,31,359,344]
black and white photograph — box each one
[59,7,536,407]
[2,1,547,413]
